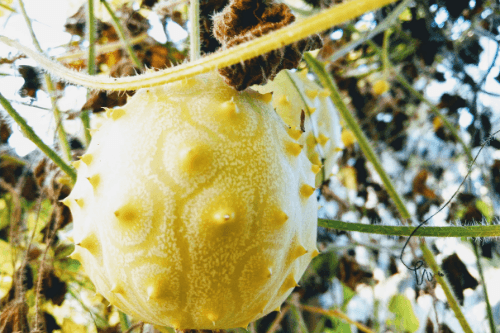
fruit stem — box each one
[0,0,397,91]
[17,0,73,163]
[189,0,201,61]
[0,93,77,183]
[82,0,97,146]
[101,0,143,69]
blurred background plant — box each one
[0,0,500,332]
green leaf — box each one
[476,200,493,223]
[387,294,419,332]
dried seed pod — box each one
[66,72,318,330]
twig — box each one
[17,0,72,163]
[100,0,143,69]
[0,93,76,182]
[300,304,375,333]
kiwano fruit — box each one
[255,69,341,183]
[65,72,319,330]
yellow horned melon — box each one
[65,72,318,330]
[255,69,342,183]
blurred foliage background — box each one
[0,0,500,332]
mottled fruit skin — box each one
[255,69,341,183]
[65,72,318,330]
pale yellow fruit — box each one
[65,72,318,330]
[254,69,342,182]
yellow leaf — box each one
[338,167,357,190]
[62,318,88,333]
[0,239,13,298]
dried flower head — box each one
[213,0,323,90]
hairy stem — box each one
[0,0,397,91]
[420,243,473,333]
[0,93,76,182]
[318,219,500,237]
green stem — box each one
[421,243,473,333]
[82,0,96,147]
[17,0,72,163]
[305,53,473,333]
[0,3,15,13]
[472,242,496,333]
[0,93,76,182]
[304,52,411,220]
[382,29,391,78]
[0,0,398,91]
[189,0,201,61]
[100,0,143,69]
[318,219,500,237]
[119,311,130,331]
[87,0,96,76]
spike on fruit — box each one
[114,203,138,223]
[89,129,99,136]
[311,249,320,258]
[69,248,83,262]
[146,278,173,301]
[61,198,74,208]
[76,198,84,208]
[286,142,303,157]
[111,282,125,295]
[279,273,298,294]
[316,133,330,146]
[308,107,317,115]
[178,145,212,175]
[260,92,273,103]
[274,209,288,227]
[274,306,281,313]
[106,108,125,120]
[219,100,237,117]
[287,127,302,140]
[305,89,319,100]
[300,184,315,198]
[78,232,100,257]
[87,175,100,189]
[80,154,93,165]
[309,153,321,166]
[205,312,218,326]
[72,160,81,169]
[319,89,330,98]
[289,244,308,261]
[277,95,289,105]
[311,164,321,174]
[213,209,235,224]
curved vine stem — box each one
[0,0,397,91]
[318,219,500,237]
[0,94,77,182]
